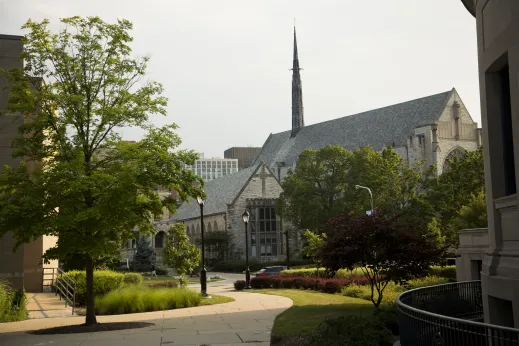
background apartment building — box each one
[182,153,238,181]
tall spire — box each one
[291,25,304,138]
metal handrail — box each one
[54,268,77,315]
[397,280,519,345]
[42,267,56,291]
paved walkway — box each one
[26,293,74,319]
[0,285,293,346]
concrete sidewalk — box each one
[0,286,292,346]
[26,293,74,319]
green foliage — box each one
[205,231,233,261]
[155,265,169,276]
[0,280,27,323]
[426,149,485,244]
[132,237,155,272]
[278,145,435,232]
[0,16,203,324]
[308,315,394,346]
[453,191,488,230]
[302,230,327,269]
[281,267,366,279]
[163,224,201,285]
[60,270,124,306]
[94,286,201,315]
[320,212,447,308]
[342,276,451,309]
[428,265,457,280]
[123,273,143,286]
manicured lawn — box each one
[200,294,235,306]
[258,289,374,337]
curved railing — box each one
[397,281,519,346]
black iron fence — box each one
[397,280,519,346]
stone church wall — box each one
[227,171,283,260]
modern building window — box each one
[498,65,516,196]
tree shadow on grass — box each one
[272,303,375,337]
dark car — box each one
[255,266,288,277]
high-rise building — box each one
[224,147,261,170]
[183,153,238,181]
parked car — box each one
[255,266,288,277]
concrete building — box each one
[460,0,519,329]
[456,228,488,282]
[0,34,58,292]
[224,147,261,170]
[183,153,238,181]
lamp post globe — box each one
[197,196,209,297]
[242,211,251,289]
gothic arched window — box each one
[443,147,466,172]
[207,222,212,232]
[213,221,218,232]
[154,231,165,248]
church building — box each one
[173,27,483,263]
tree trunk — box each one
[85,255,97,325]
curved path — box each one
[0,285,292,346]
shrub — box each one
[210,259,310,273]
[155,266,169,276]
[281,267,369,279]
[428,266,456,280]
[95,286,201,315]
[0,280,27,323]
[374,309,399,336]
[309,315,393,346]
[342,282,405,309]
[123,273,143,286]
[250,275,358,293]
[234,280,246,291]
[58,270,125,306]
[406,276,449,289]
[148,281,179,289]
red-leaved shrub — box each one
[249,275,370,293]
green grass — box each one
[95,286,202,315]
[200,295,235,306]
[258,289,373,336]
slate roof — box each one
[253,89,454,168]
[172,164,261,221]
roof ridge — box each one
[286,89,452,133]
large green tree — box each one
[0,17,202,325]
[426,149,486,244]
[278,145,435,232]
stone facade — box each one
[462,0,519,329]
[456,228,488,282]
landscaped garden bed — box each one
[0,280,27,323]
[58,270,234,315]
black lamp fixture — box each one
[242,210,251,289]
[197,196,209,297]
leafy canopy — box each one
[163,224,201,285]
[0,16,203,324]
[278,145,435,232]
[319,212,447,308]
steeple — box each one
[290,26,304,138]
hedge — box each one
[281,267,367,279]
[123,273,143,286]
[58,270,125,306]
[210,259,310,273]
[250,275,369,293]
[428,266,456,280]
[234,280,246,291]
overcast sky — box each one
[1,0,478,158]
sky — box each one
[0,0,479,158]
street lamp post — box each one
[355,185,374,215]
[196,196,209,297]
[280,228,290,269]
[242,211,251,289]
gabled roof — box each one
[172,163,264,221]
[253,89,454,167]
